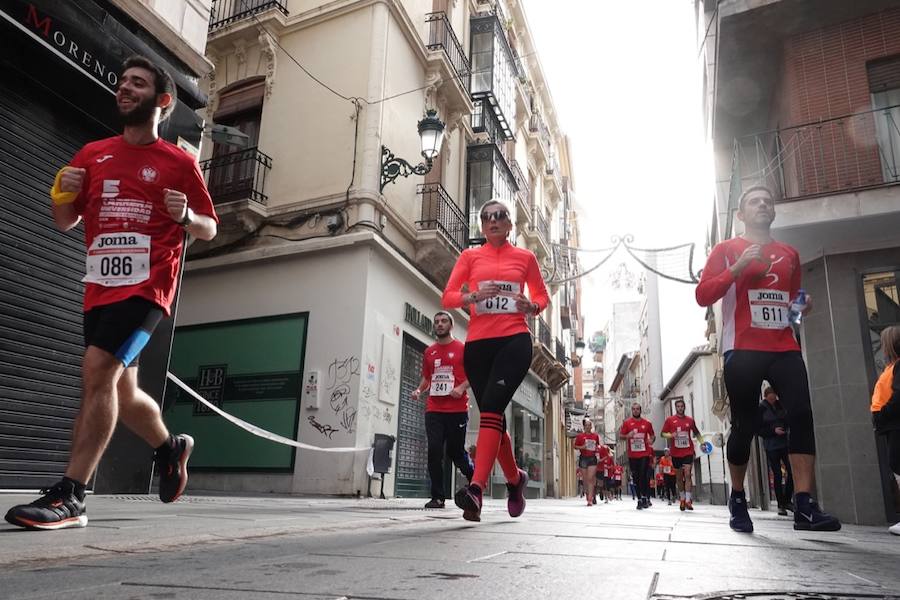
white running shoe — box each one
[889,522,900,536]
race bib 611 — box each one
[748,289,790,329]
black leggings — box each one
[723,350,816,465]
[629,457,651,499]
[887,430,900,475]
[463,333,533,416]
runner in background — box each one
[411,311,474,509]
[661,398,702,511]
[871,326,900,536]
[620,402,655,510]
[575,419,601,506]
[659,449,676,505]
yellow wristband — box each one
[50,167,77,206]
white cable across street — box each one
[166,372,370,453]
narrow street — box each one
[3,494,899,600]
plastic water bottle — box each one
[788,289,807,326]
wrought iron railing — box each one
[555,338,566,365]
[209,0,288,31]
[510,47,528,83]
[426,12,471,90]
[472,97,507,143]
[731,104,900,203]
[510,159,529,196]
[529,315,551,350]
[200,147,272,205]
[416,183,468,252]
[532,207,550,244]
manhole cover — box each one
[653,593,900,600]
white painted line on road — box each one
[467,551,507,563]
[646,571,660,600]
[846,571,879,586]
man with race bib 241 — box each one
[411,311,475,509]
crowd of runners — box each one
[4,55,899,537]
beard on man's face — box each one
[118,93,158,126]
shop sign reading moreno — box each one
[5,2,119,90]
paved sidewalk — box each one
[2,493,899,599]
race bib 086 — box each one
[748,289,790,329]
[476,280,521,314]
[83,232,150,287]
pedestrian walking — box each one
[871,326,900,536]
[758,387,794,516]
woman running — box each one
[442,200,549,522]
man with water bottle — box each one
[695,185,841,533]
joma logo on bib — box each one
[98,235,139,248]
[755,291,783,300]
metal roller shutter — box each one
[0,64,110,488]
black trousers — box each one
[629,457,651,499]
[723,350,816,465]
[886,430,900,475]
[425,411,474,500]
[664,475,677,500]
[765,447,794,506]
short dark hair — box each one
[121,55,177,122]
[674,398,685,406]
[763,386,776,396]
[738,184,775,211]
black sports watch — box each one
[178,207,194,227]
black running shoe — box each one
[424,498,445,509]
[794,499,841,531]
[506,468,528,518]
[728,491,754,533]
[156,434,194,503]
[4,480,87,530]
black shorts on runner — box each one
[578,455,598,469]
[84,296,164,367]
[672,455,694,468]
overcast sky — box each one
[522,0,711,383]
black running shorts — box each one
[83,297,164,367]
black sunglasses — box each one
[480,210,509,222]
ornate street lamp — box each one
[380,109,446,191]
[574,339,586,359]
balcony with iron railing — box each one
[416,183,467,252]
[555,338,566,365]
[527,111,552,166]
[522,205,551,258]
[528,315,552,352]
[730,104,900,206]
[510,160,531,225]
[209,0,288,32]
[414,183,467,283]
[200,147,272,205]
[426,12,471,92]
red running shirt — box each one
[620,417,655,459]
[574,432,601,457]
[614,464,624,481]
[69,136,218,315]
[442,242,549,342]
[661,415,699,458]
[695,237,801,353]
[420,339,469,413]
